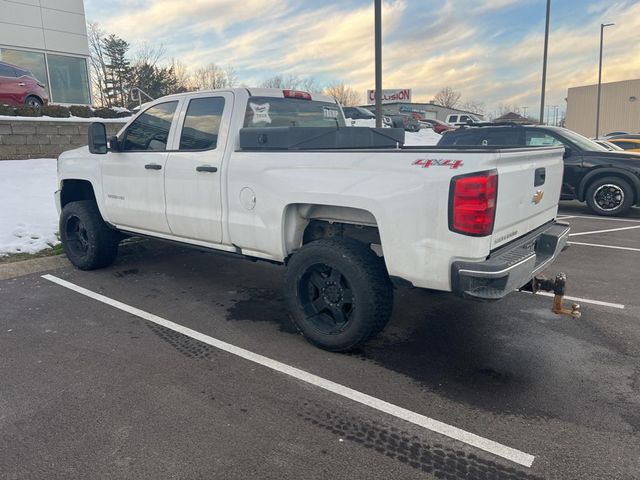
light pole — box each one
[596,22,614,139]
[553,105,559,126]
[374,0,382,128]
[539,0,551,124]
[521,106,528,118]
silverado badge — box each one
[531,189,544,205]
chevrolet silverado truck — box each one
[55,88,571,352]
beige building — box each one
[566,79,640,138]
[0,0,91,104]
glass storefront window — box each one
[0,48,48,96]
[47,54,90,104]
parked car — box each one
[382,113,420,132]
[445,113,482,127]
[342,106,375,120]
[55,88,570,351]
[604,131,630,138]
[0,60,49,107]
[421,118,455,134]
[438,124,640,216]
[595,140,625,151]
[608,138,640,153]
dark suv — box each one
[0,60,49,107]
[438,124,640,216]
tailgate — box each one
[491,147,564,249]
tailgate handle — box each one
[534,167,546,187]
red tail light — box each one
[449,170,498,236]
[283,89,312,100]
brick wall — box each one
[0,120,127,160]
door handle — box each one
[196,165,218,173]
[18,82,26,86]
[534,167,546,187]
[145,163,162,170]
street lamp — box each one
[374,0,382,128]
[595,22,614,139]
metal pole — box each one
[539,0,551,124]
[374,0,382,128]
[596,23,614,138]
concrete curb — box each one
[0,254,70,280]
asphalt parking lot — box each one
[1,202,639,480]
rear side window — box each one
[179,97,225,150]
[525,131,563,146]
[479,130,522,146]
[243,97,345,128]
[122,101,178,151]
[0,64,16,77]
[449,115,458,123]
[438,132,483,146]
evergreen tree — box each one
[102,34,131,107]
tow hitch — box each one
[520,273,582,319]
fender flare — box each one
[578,167,640,202]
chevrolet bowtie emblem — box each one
[532,189,544,204]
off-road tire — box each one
[585,176,634,216]
[60,200,120,270]
[284,238,393,352]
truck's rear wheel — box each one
[60,200,120,270]
[284,238,393,352]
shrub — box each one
[0,105,16,116]
[92,107,120,119]
[41,105,71,118]
[14,105,41,117]
[69,105,93,118]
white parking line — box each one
[559,215,640,223]
[526,290,625,310]
[569,225,640,237]
[568,241,640,253]
[42,274,535,468]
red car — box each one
[422,118,455,135]
[0,60,49,107]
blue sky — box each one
[84,0,640,117]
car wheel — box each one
[585,176,634,216]
[25,96,43,108]
[60,200,121,270]
[284,238,393,352]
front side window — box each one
[122,101,178,151]
[243,97,345,128]
[525,131,563,147]
[179,97,225,150]
[460,116,470,123]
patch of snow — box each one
[346,118,441,145]
[0,159,59,256]
[0,115,128,123]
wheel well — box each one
[25,94,43,103]
[579,170,638,202]
[61,180,97,208]
[283,204,381,258]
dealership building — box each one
[566,79,640,137]
[0,0,91,105]
[362,89,484,122]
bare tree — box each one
[170,59,192,91]
[434,87,462,108]
[460,99,486,115]
[87,22,108,106]
[192,63,234,90]
[260,74,301,89]
[133,42,166,68]
[224,64,238,88]
[324,82,361,106]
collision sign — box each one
[366,89,412,104]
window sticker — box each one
[323,106,339,120]
[250,102,271,124]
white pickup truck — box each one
[56,88,571,351]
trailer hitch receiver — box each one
[521,273,581,319]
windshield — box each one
[557,128,608,152]
[243,97,346,128]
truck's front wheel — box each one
[284,238,393,352]
[60,200,120,270]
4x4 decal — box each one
[412,159,464,169]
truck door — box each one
[164,93,232,244]
[100,100,180,234]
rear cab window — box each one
[243,97,345,128]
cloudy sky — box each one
[84,0,639,117]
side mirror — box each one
[88,122,107,154]
[108,135,120,152]
[563,147,572,158]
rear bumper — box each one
[451,221,570,301]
